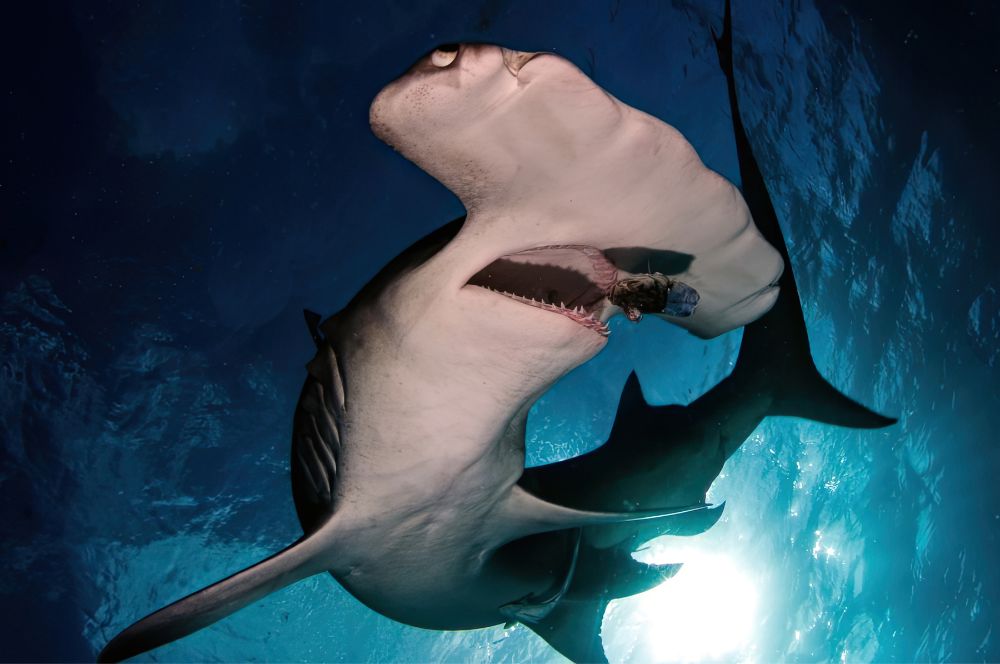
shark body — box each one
[99,7,892,662]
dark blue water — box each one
[2,0,997,661]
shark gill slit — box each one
[293,342,346,528]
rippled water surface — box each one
[2,0,997,661]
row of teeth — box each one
[480,286,610,337]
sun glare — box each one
[606,542,759,662]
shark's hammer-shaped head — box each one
[369,43,783,366]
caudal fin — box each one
[768,362,897,428]
[98,533,330,662]
[713,0,896,431]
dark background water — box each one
[2,0,997,661]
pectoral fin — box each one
[496,485,709,542]
[99,525,337,662]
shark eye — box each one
[431,44,459,68]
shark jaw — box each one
[466,244,620,337]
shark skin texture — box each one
[96,9,893,661]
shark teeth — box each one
[479,286,610,337]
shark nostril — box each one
[431,44,459,68]
[500,48,540,77]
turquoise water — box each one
[2,0,996,661]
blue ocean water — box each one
[2,0,997,661]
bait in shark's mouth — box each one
[609,273,701,322]
[467,245,620,336]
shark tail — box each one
[765,359,897,428]
[714,0,895,431]
[98,533,329,662]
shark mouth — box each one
[467,245,619,336]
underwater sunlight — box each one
[605,533,761,663]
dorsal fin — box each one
[303,309,324,348]
[494,485,709,543]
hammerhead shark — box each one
[98,4,893,662]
